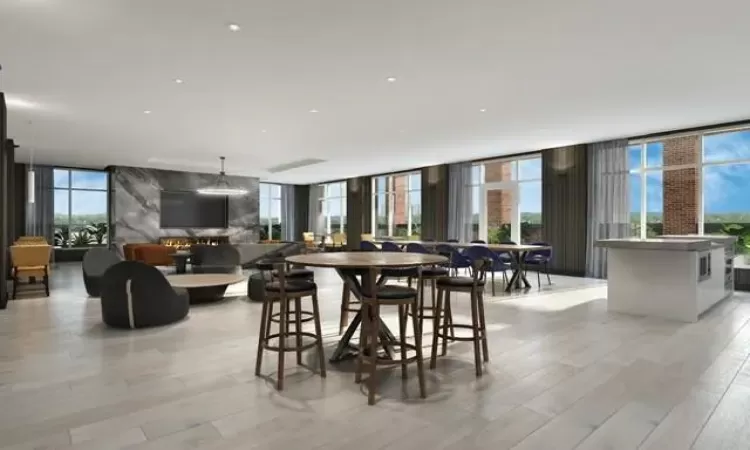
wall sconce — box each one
[427,166,440,185]
[348,177,360,193]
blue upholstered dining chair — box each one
[360,241,379,252]
[524,242,552,286]
[496,240,517,264]
[435,243,472,276]
[463,245,510,296]
[470,239,486,244]
[380,241,403,252]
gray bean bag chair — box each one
[82,248,122,297]
[100,261,189,329]
[191,244,241,274]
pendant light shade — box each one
[27,169,35,204]
[196,156,248,196]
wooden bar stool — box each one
[255,263,326,390]
[430,258,491,377]
[404,243,450,337]
[355,267,427,405]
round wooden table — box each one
[286,251,448,362]
[166,273,245,304]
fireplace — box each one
[159,236,230,249]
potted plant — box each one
[85,222,108,245]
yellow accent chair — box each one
[10,244,52,298]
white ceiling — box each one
[2,0,750,184]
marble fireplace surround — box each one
[111,166,260,249]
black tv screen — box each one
[160,191,228,228]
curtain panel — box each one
[280,184,296,241]
[447,162,473,242]
[585,139,630,278]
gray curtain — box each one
[25,165,55,244]
[585,139,630,278]
[447,162,473,242]
[280,184,296,241]
[308,184,324,236]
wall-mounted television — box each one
[160,190,228,228]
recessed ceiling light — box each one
[175,78,184,84]
[5,96,39,110]
[261,129,267,133]
[479,108,487,112]
[386,77,397,83]
[309,109,319,113]
[143,110,152,114]
[228,23,241,32]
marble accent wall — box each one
[111,166,260,247]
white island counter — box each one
[596,237,735,322]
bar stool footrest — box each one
[263,331,322,352]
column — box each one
[345,176,371,250]
[420,164,449,241]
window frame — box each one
[370,171,421,238]
[53,168,109,247]
[259,182,282,240]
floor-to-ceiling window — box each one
[702,129,750,258]
[320,181,346,235]
[628,143,668,238]
[53,168,108,247]
[371,172,421,238]
[259,183,281,240]
[628,127,750,251]
[471,155,542,243]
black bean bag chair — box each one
[100,261,189,329]
[191,244,241,274]
[82,248,122,297]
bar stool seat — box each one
[423,267,450,277]
[272,268,314,279]
[377,285,418,301]
[265,280,316,292]
[436,276,475,287]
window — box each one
[259,183,282,240]
[629,142,669,238]
[472,155,542,243]
[53,169,108,247]
[702,130,750,254]
[370,172,421,238]
[321,181,346,235]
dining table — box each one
[370,240,552,292]
[285,251,448,363]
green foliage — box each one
[70,229,94,247]
[54,226,69,247]
[85,222,108,244]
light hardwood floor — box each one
[1,263,748,449]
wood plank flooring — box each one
[0,263,748,449]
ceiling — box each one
[1,0,750,184]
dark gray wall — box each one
[346,176,372,249]
[542,145,588,276]
[420,165,449,241]
[0,93,8,308]
[13,163,26,242]
[293,184,310,241]
[111,166,260,248]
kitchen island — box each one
[596,237,735,322]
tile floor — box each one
[0,262,749,449]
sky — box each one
[53,169,108,217]
[630,130,750,215]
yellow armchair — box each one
[10,244,52,298]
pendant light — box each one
[196,156,248,196]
